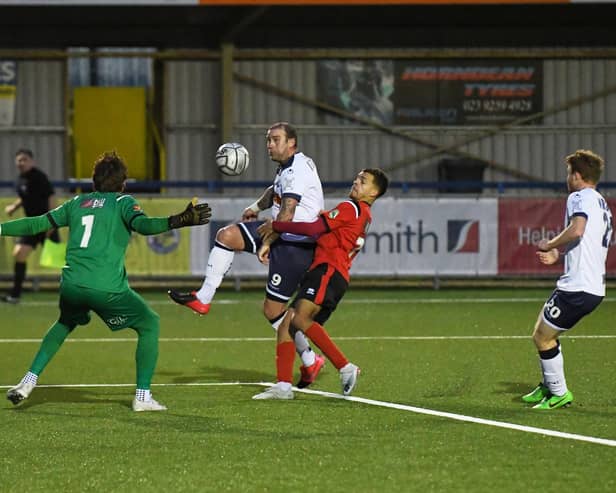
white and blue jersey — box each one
[271,152,324,243]
[237,151,323,303]
[557,187,612,297]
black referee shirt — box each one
[16,167,55,217]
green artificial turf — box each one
[1,289,615,492]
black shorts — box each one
[238,220,315,303]
[16,228,60,249]
[542,289,603,330]
[293,263,348,325]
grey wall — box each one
[0,61,65,195]
[4,57,616,198]
[163,58,616,197]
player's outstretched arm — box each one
[129,200,212,236]
[0,214,54,237]
[168,200,212,229]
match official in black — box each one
[3,148,59,303]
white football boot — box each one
[340,363,360,396]
[132,396,168,412]
[252,383,294,400]
[6,381,35,405]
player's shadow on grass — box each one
[119,411,222,433]
[5,387,132,411]
[159,365,274,384]
[499,381,537,402]
[125,412,322,439]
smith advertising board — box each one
[190,197,616,278]
[2,196,611,279]
[190,198,499,277]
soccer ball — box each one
[215,142,250,176]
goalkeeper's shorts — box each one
[59,282,159,331]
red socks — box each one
[276,341,295,384]
[277,322,349,383]
[305,322,348,370]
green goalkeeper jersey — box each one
[1,192,170,293]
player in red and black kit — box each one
[253,168,389,400]
[3,149,59,303]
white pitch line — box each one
[291,386,616,448]
[1,381,614,448]
[0,382,254,389]
[1,334,615,344]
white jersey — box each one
[271,152,324,243]
[557,187,612,296]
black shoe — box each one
[1,295,20,304]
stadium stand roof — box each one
[0,3,616,49]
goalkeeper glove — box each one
[168,199,212,229]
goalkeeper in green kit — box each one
[1,151,211,412]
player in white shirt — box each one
[168,122,326,388]
[522,149,612,410]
